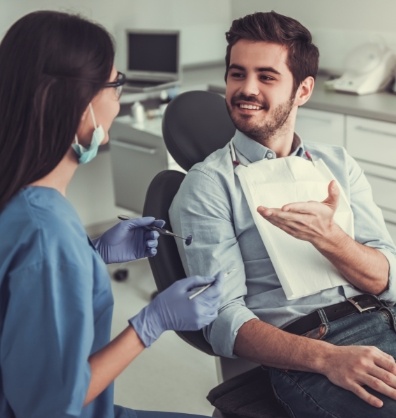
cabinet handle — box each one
[355,126,396,138]
[111,139,157,155]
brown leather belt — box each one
[283,294,388,336]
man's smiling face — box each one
[225,39,297,145]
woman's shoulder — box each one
[0,187,88,265]
[11,187,82,232]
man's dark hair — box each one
[225,11,319,92]
[0,11,115,210]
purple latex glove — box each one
[129,272,224,347]
[93,217,166,264]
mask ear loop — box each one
[89,103,98,129]
[74,103,97,146]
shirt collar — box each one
[232,129,305,164]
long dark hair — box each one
[225,11,319,93]
[0,11,115,211]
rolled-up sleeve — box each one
[378,248,396,301]
[345,151,396,300]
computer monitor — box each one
[123,29,181,91]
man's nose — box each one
[240,75,260,96]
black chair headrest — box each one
[162,90,236,171]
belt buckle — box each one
[347,296,377,313]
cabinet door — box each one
[109,120,169,214]
[346,116,396,243]
[346,116,396,169]
[109,118,184,214]
[295,108,345,146]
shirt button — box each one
[267,152,274,159]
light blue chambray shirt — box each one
[169,130,396,358]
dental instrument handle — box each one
[149,225,183,238]
[188,284,212,300]
[188,268,236,300]
[117,215,193,245]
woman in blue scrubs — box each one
[0,11,223,418]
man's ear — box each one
[295,76,314,107]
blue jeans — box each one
[269,306,396,418]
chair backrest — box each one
[162,90,236,171]
[143,170,216,355]
[143,90,235,355]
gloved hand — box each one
[129,272,224,347]
[92,217,165,264]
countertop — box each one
[181,64,396,124]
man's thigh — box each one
[270,368,396,418]
[269,308,396,418]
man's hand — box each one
[236,320,396,409]
[257,180,340,245]
[323,345,396,408]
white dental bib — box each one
[235,154,354,300]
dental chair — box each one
[142,90,287,418]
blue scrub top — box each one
[0,186,115,418]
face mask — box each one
[72,104,105,164]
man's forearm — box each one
[234,318,332,372]
[234,318,396,408]
[315,225,389,295]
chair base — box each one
[207,366,288,418]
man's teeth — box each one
[240,104,261,110]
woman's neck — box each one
[29,149,78,196]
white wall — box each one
[1,0,231,67]
[230,0,396,75]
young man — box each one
[169,11,396,418]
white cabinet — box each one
[109,116,184,214]
[346,116,396,169]
[346,116,396,242]
[296,108,345,146]
[109,119,169,214]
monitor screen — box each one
[125,29,180,80]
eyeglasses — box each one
[103,71,126,99]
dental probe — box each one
[117,215,193,246]
[188,269,236,300]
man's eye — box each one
[230,72,244,79]
[260,75,274,81]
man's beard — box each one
[226,94,295,143]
